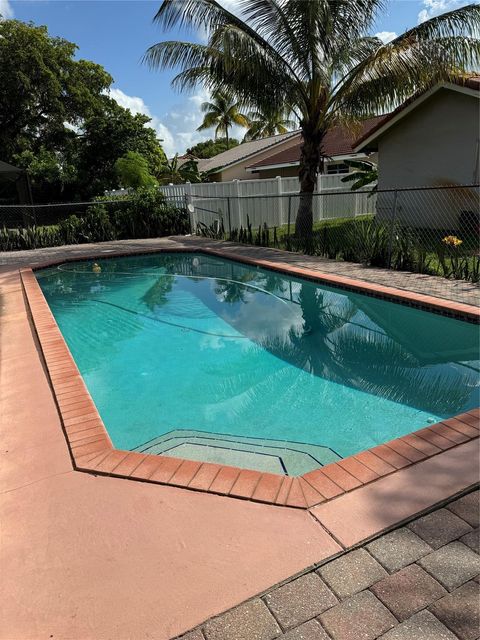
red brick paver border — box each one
[20,246,480,510]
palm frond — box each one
[331,4,480,115]
[196,112,220,131]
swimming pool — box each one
[36,252,479,476]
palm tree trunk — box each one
[226,128,230,149]
[295,124,325,246]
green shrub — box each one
[58,215,84,245]
[1,188,189,252]
[0,225,61,251]
[111,188,189,239]
[82,204,117,242]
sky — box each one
[2,0,475,156]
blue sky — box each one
[2,0,475,155]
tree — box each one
[196,92,250,149]
[115,151,158,189]
[0,20,166,202]
[145,1,479,242]
[76,99,166,198]
[0,20,111,162]
[186,137,240,158]
[244,109,296,141]
[14,148,77,202]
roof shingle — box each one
[195,130,300,173]
[248,117,384,170]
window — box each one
[326,163,349,175]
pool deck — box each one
[1,237,479,640]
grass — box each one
[221,213,479,283]
[272,213,375,241]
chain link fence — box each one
[1,184,478,300]
[0,195,189,251]
[0,196,187,228]
[191,184,480,287]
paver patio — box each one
[0,235,478,306]
[1,237,478,639]
[177,491,479,640]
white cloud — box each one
[417,0,469,23]
[0,0,13,20]
[375,31,397,43]
[109,87,176,156]
[109,86,248,158]
[109,88,150,116]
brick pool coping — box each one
[19,246,480,510]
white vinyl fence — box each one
[160,175,376,231]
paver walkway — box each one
[0,235,478,306]
[177,490,480,640]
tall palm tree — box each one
[145,0,479,241]
[196,92,250,149]
[243,108,296,141]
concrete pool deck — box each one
[1,237,479,639]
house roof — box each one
[355,76,480,151]
[247,117,384,171]
[192,129,300,174]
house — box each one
[354,76,479,228]
[245,117,383,179]
[187,117,382,182]
[355,77,480,189]
[187,130,300,181]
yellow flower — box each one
[442,235,463,247]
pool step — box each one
[133,429,341,476]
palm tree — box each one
[157,154,201,184]
[341,159,378,195]
[196,92,250,149]
[144,1,479,242]
[243,108,296,141]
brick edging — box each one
[19,247,480,509]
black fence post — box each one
[387,189,398,269]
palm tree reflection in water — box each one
[141,263,477,418]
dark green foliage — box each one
[0,225,62,251]
[341,160,378,194]
[157,155,202,185]
[0,20,165,203]
[76,103,165,199]
[195,212,480,283]
[196,217,225,239]
[81,204,117,242]
[0,189,189,251]
[186,138,240,159]
[58,215,84,245]
[112,189,190,239]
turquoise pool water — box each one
[37,252,479,475]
